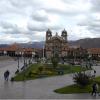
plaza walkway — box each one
[0,59,100,99]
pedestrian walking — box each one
[91,83,98,96]
[4,70,10,81]
[94,70,96,77]
[94,70,96,74]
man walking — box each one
[94,70,96,77]
[91,83,98,96]
[4,70,10,81]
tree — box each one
[51,54,59,69]
[73,72,92,86]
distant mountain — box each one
[22,38,100,48]
[31,41,45,48]
[0,44,9,48]
[0,38,100,48]
[69,38,100,48]
[19,41,45,48]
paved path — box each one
[0,59,100,99]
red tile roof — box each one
[0,43,33,52]
[88,48,100,54]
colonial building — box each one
[45,29,69,58]
[68,46,88,60]
[87,48,100,60]
[0,43,35,57]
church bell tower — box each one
[46,29,52,41]
[61,29,67,42]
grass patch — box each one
[13,63,41,81]
[13,63,91,81]
[54,84,92,94]
[95,76,100,84]
[54,76,100,94]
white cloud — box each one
[0,33,31,44]
[31,9,49,22]
[0,0,100,44]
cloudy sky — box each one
[0,0,100,44]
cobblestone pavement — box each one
[0,59,100,99]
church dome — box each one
[46,29,52,33]
[62,29,67,34]
[61,29,67,37]
[46,29,52,36]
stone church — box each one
[45,29,69,58]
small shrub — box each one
[73,72,92,86]
[37,66,43,74]
[11,77,14,81]
[28,71,33,77]
[15,69,19,74]
[51,57,58,69]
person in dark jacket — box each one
[4,70,10,81]
[91,83,98,96]
[94,70,96,77]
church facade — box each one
[45,29,69,58]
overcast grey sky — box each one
[0,0,100,44]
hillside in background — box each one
[19,41,45,48]
[0,44,9,48]
[0,38,100,48]
[69,38,100,48]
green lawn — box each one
[54,76,100,94]
[13,63,42,81]
[13,63,91,81]
[54,84,92,94]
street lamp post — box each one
[32,52,35,63]
[73,51,76,64]
[22,48,26,69]
[17,48,19,71]
[42,45,45,63]
[18,56,19,70]
[24,49,25,68]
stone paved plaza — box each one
[0,59,100,99]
